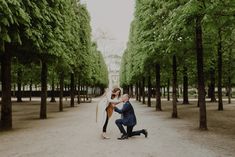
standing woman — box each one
[97,88,121,139]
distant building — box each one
[105,54,121,89]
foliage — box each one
[0,0,109,89]
[120,0,235,88]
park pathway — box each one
[0,98,232,157]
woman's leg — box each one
[102,113,109,132]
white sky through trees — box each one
[80,0,135,57]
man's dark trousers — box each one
[115,119,144,137]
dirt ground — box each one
[0,97,235,157]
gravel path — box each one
[0,98,233,157]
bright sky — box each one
[80,0,135,57]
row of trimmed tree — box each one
[0,0,108,130]
[120,0,235,130]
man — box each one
[113,94,148,140]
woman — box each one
[97,88,121,139]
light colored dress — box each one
[96,89,120,127]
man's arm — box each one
[114,103,131,114]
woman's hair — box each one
[111,87,121,98]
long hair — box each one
[106,88,121,114]
[111,87,121,99]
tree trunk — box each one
[156,64,162,111]
[77,77,81,104]
[218,28,223,111]
[142,77,145,104]
[29,79,32,101]
[172,55,178,118]
[196,16,207,130]
[228,76,231,104]
[129,85,133,97]
[83,85,86,102]
[17,67,23,102]
[131,85,133,97]
[163,87,166,98]
[1,51,12,129]
[126,85,130,95]
[183,66,189,104]
[138,80,141,102]
[80,85,83,102]
[86,85,89,100]
[40,60,47,119]
[228,50,232,104]
[50,73,56,102]
[135,83,138,101]
[147,75,152,107]
[12,84,16,97]
[70,73,75,107]
[167,78,170,101]
[59,71,64,112]
[209,68,217,102]
[131,85,134,98]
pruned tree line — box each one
[0,0,108,130]
[120,0,235,130]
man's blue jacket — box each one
[114,101,137,126]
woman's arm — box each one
[106,91,121,104]
[108,98,121,104]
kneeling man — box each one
[113,94,148,140]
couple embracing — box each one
[97,88,148,140]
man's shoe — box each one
[143,129,148,138]
[117,134,128,140]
